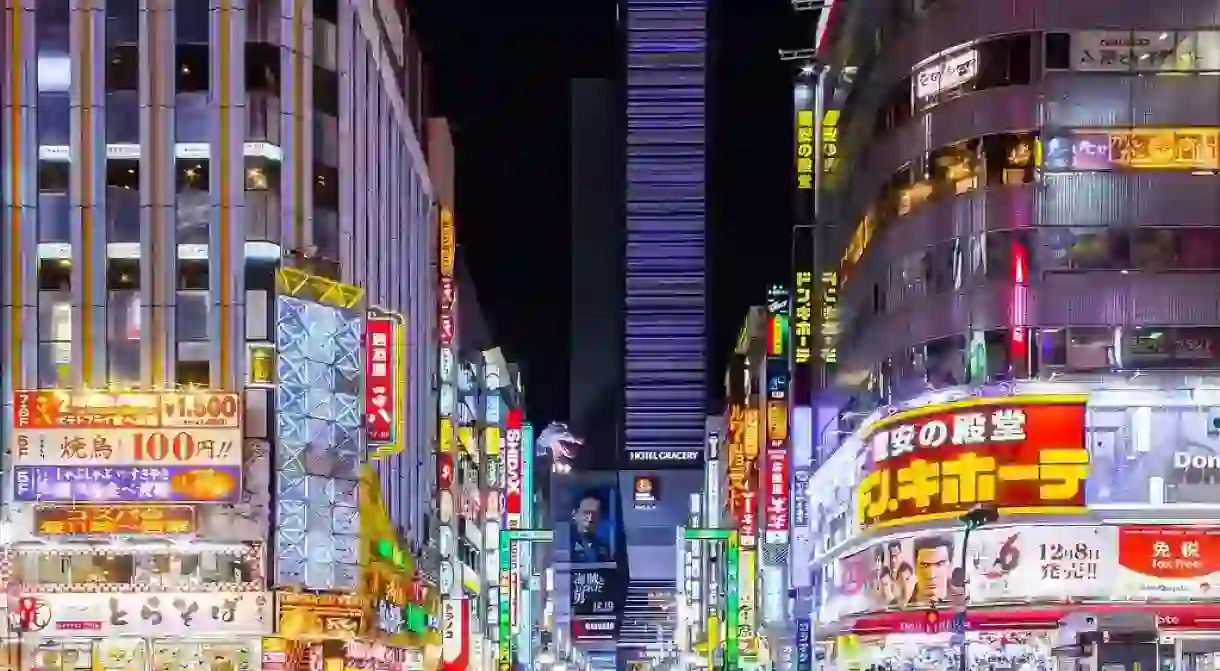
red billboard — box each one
[857,396,1089,530]
[365,311,398,444]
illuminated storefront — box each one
[808,387,1220,669]
[7,390,270,669]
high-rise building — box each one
[805,3,1220,669]
[621,0,708,465]
[1,1,437,665]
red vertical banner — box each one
[1009,237,1030,377]
[365,312,397,444]
[504,409,524,528]
[441,597,469,671]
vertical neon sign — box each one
[1010,237,1030,377]
[725,531,741,671]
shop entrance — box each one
[24,637,256,671]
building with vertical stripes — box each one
[0,0,437,659]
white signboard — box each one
[11,592,272,637]
[12,427,243,466]
[914,48,978,99]
[441,598,466,666]
[11,391,243,467]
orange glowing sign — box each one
[34,505,196,535]
[857,396,1089,529]
[440,208,456,279]
[727,405,760,549]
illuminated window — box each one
[36,288,72,388]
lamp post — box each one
[955,504,998,671]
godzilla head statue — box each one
[536,422,584,472]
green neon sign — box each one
[725,531,740,671]
[684,527,731,541]
[499,533,513,671]
[507,529,553,543]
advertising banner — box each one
[1115,526,1220,600]
[792,229,814,405]
[571,568,619,617]
[1087,404,1220,507]
[12,592,272,637]
[572,618,617,641]
[365,308,403,451]
[504,409,524,529]
[14,465,242,503]
[808,441,862,563]
[1069,30,1220,72]
[728,405,760,549]
[857,396,1089,530]
[813,524,1220,625]
[764,324,791,546]
[441,597,468,671]
[739,549,758,655]
[33,504,195,535]
[12,390,242,466]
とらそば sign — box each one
[856,396,1089,529]
[11,592,272,637]
[34,505,196,535]
[11,390,242,467]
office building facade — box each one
[807,3,1220,669]
[1,1,437,666]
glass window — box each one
[924,241,957,295]
[35,0,70,54]
[38,192,71,243]
[38,292,72,343]
[175,1,211,45]
[37,93,70,145]
[1130,229,1179,270]
[930,139,980,198]
[977,34,1033,90]
[176,190,210,245]
[314,0,339,24]
[107,160,141,244]
[983,132,1035,186]
[38,159,69,194]
[1177,228,1220,269]
[314,208,339,261]
[106,44,140,91]
[107,289,142,341]
[315,164,339,211]
[176,44,210,92]
[176,359,210,387]
[176,93,210,143]
[245,156,280,192]
[38,342,72,388]
[313,66,339,117]
[1045,32,1071,70]
[176,291,209,341]
[925,335,966,389]
[106,92,140,143]
[105,0,140,46]
[17,550,258,588]
[248,93,282,144]
[107,332,144,384]
[246,42,281,92]
[107,259,139,292]
[37,261,71,292]
[314,114,339,167]
[179,258,209,291]
[1066,327,1116,371]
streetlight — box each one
[955,504,998,671]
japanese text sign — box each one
[822,110,839,176]
[856,396,1088,529]
[792,271,813,366]
[440,208,456,279]
[14,465,242,503]
[365,310,401,446]
[727,405,760,548]
[34,505,196,535]
[504,409,523,529]
[1115,526,1220,599]
[821,271,838,364]
[12,592,272,637]
[764,448,790,543]
[795,109,814,190]
[12,391,242,467]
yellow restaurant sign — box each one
[440,208,456,279]
[795,110,815,189]
[792,271,813,365]
[822,109,840,175]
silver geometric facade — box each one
[274,294,364,590]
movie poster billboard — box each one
[557,474,622,643]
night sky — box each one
[413,2,809,426]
